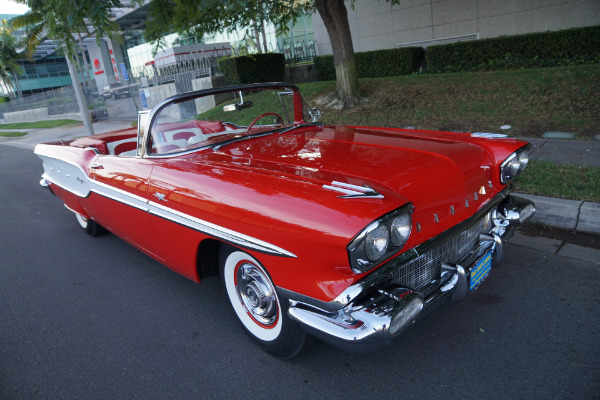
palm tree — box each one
[0,19,26,99]
[6,0,135,135]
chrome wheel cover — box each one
[236,263,278,326]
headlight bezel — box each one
[500,145,530,184]
[347,203,413,274]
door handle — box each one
[91,164,103,170]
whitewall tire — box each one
[219,246,312,358]
[75,213,105,237]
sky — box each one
[0,0,30,15]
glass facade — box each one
[13,56,73,94]
[276,13,316,64]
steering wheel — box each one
[247,113,284,130]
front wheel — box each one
[75,213,106,237]
[219,246,313,358]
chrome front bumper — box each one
[287,194,535,354]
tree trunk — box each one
[253,24,263,53]
[261,19,268,53]
[77,33,94,95]
[10,70,23,98]
[315,0,359,108]
[66,56,94,136]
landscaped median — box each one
[0,119,81,130]
[0,131,28,137]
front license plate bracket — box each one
[469,250,492,291]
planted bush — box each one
[314,47,424,81]
[218,53,285,85]
[426,25,600,73]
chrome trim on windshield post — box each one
[141,83,305,160]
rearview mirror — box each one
[223,101,254,112]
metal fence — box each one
[0,43,315,122]
[276,40,318,64]
[0,86,79,119]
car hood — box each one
[184,125,498,239]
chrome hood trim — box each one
[322,181,384,199]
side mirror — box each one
[309,107,321,122]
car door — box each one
[86,154,163,260]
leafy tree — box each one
[9,0,142,135]
[144,0,309,54]
[144,0,399,109]
[0,19,26,98]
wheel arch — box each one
[196,238,222,279]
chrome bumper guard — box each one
[288,194,535,354]
[39,177,56,196]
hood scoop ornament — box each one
[323,181,384,199]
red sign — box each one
[93,58,104,75]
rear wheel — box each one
[75,213,105,237]
[219,246,313,358]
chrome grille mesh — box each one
[386,219,484,296]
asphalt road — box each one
[1,145,599,400]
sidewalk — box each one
[513,136,600,237]
[523,136,600,168]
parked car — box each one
[99,84,131,100]
[35,83,534,358]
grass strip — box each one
[0,119,81,129]
[0,131,28,137]
[298,64,600,139]
[514,160,600,203]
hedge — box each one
[218,53,285,85]
[314,47,425,80]
[426,25,600,73]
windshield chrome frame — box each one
[140,83,306,159]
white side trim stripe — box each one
[36,152,295,258]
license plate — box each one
[470,250,492,291]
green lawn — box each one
[514,160,600,203]
[298,64,600,139]
[0,131,28,137]
[0,119,81,130]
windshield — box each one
[147,86,311,156]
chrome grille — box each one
[386,219,485,296]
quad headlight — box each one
[348,204,413,273]
[500,145,530,184]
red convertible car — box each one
[35,83,534,358]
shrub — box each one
[218,53,285,85]
[314,55,335,81]
[426,25,600,73]
[314,47,424,81]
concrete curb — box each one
[514,193,600,235]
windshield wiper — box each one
[211,122,323,151]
